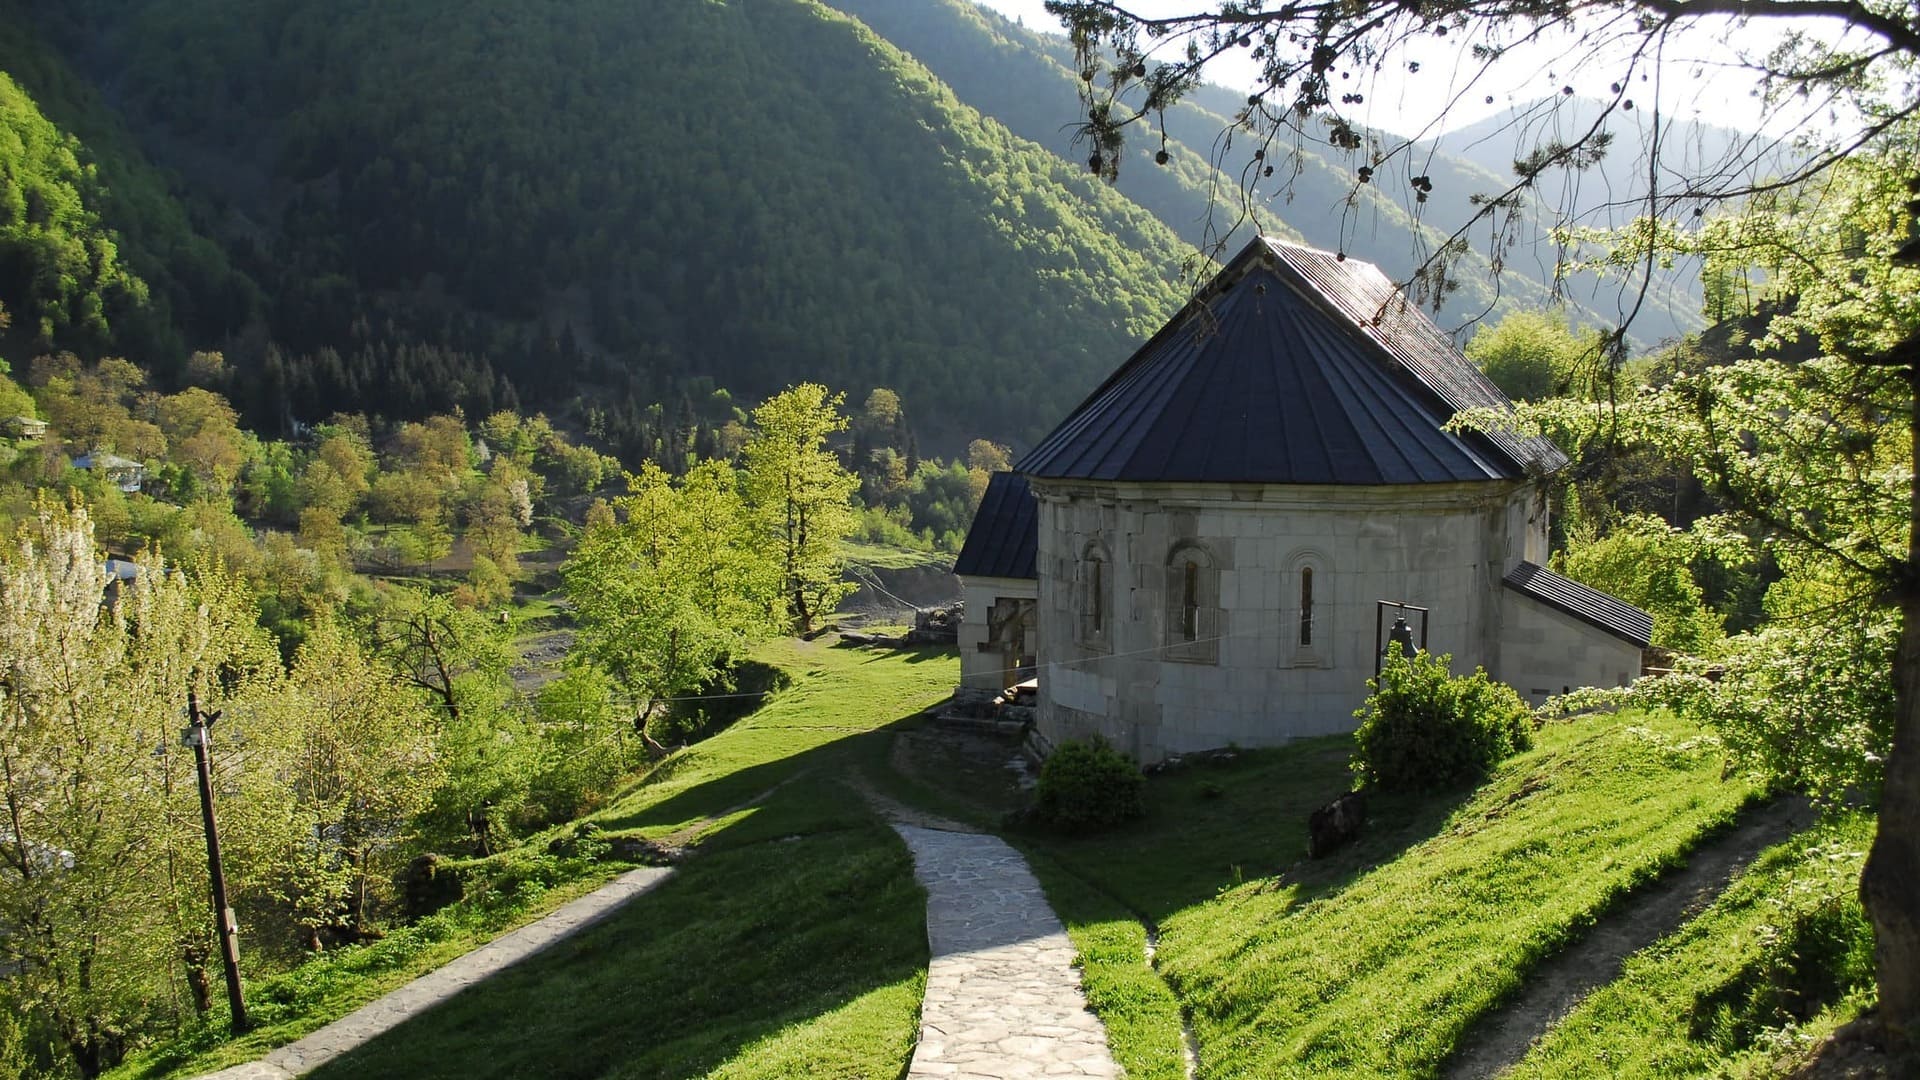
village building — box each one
[955,237,1652,763]
[73,451,147,493]
[2,415,48,442]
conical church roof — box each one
[1016,238,1567,485]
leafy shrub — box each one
[1556,512,1739,655]
[1570,606,1897,806]
[546,821,611,861]
[1352,647,1533,791]
[1035,737,1146,832]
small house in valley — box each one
[74,451,147,493]
[2,415,47,442]
[955,237,1651,764]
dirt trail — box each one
[1442,796,1813,1080]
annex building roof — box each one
[952,471,1036,580]
[1015,237,1567,486]
[1504,560,1655,647]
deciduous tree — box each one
[1488,145,1920,1032]
[0,502,294,1075]
[742,384,860,632]
[563,461,779,749]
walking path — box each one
[196,866,674,1080]
[1442,796,1811,1079]
[892,824,1120,1080]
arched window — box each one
[1285,550,1332,669]
[1299,566,1314,647]
[1076,541,1112,649]
[1164,542,1219,663]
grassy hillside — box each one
[1508,811,1874,1078]
[111,636,960,1080]
[15,0,1194,450]
[892,707,1867,1079]
[111,629,1876,1079]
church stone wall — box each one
[1497,592,1642,707]
[1032,478,1551,763]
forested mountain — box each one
[5,0,1197,451]
[1,0,1725,461]
[0,29,256,373]
[837,0,1707,345]
[1427,99,1782,231]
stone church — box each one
[953,237,1651,763]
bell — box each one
[1384,616,1417,661]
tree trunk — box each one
[1859,360,1920,1042]
[182,942,213,1014]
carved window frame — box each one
[1162,540,1220,664]
[1284,549,1332,669]
[1075,540,1113,651]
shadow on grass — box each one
[589,666,947,836]
[827,639,951,665]
[306,779,929,1080]
[592,754,819,834]
[979,738,1473,926]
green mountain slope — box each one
[0,16,256,371]
[15,0,1194,449]
[826,0,1549,325]
[838,0,1706,345]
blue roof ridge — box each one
[1255,238,1568,476]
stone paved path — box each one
[893,825,1119,1079]
[196,866,674,1080]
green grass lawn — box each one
[309,798,926,1080]
[114,637,958,1080]
[1152,712,1760,1079]
[838,540,951,572]
[588,638,955,839]
[933,711,1764,1080]
[1509,811,1877,1079]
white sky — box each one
[970,0,1868,141]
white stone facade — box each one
[1028,476,1633,763]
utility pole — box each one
[185,689,249,1034]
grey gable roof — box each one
[1015,238,1567,485]
[953,471,1037,580]
[1504,561,1654,647]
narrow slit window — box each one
[1299,566,1314,647]
[1182,561,1200,642]
[1089,556,1105,635]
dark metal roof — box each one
[1503,561,1654,647]
[953,472,1037,580]
[1015,238,1567,484]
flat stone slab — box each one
[894,825,1118,1079]
[196,866,674,1080]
